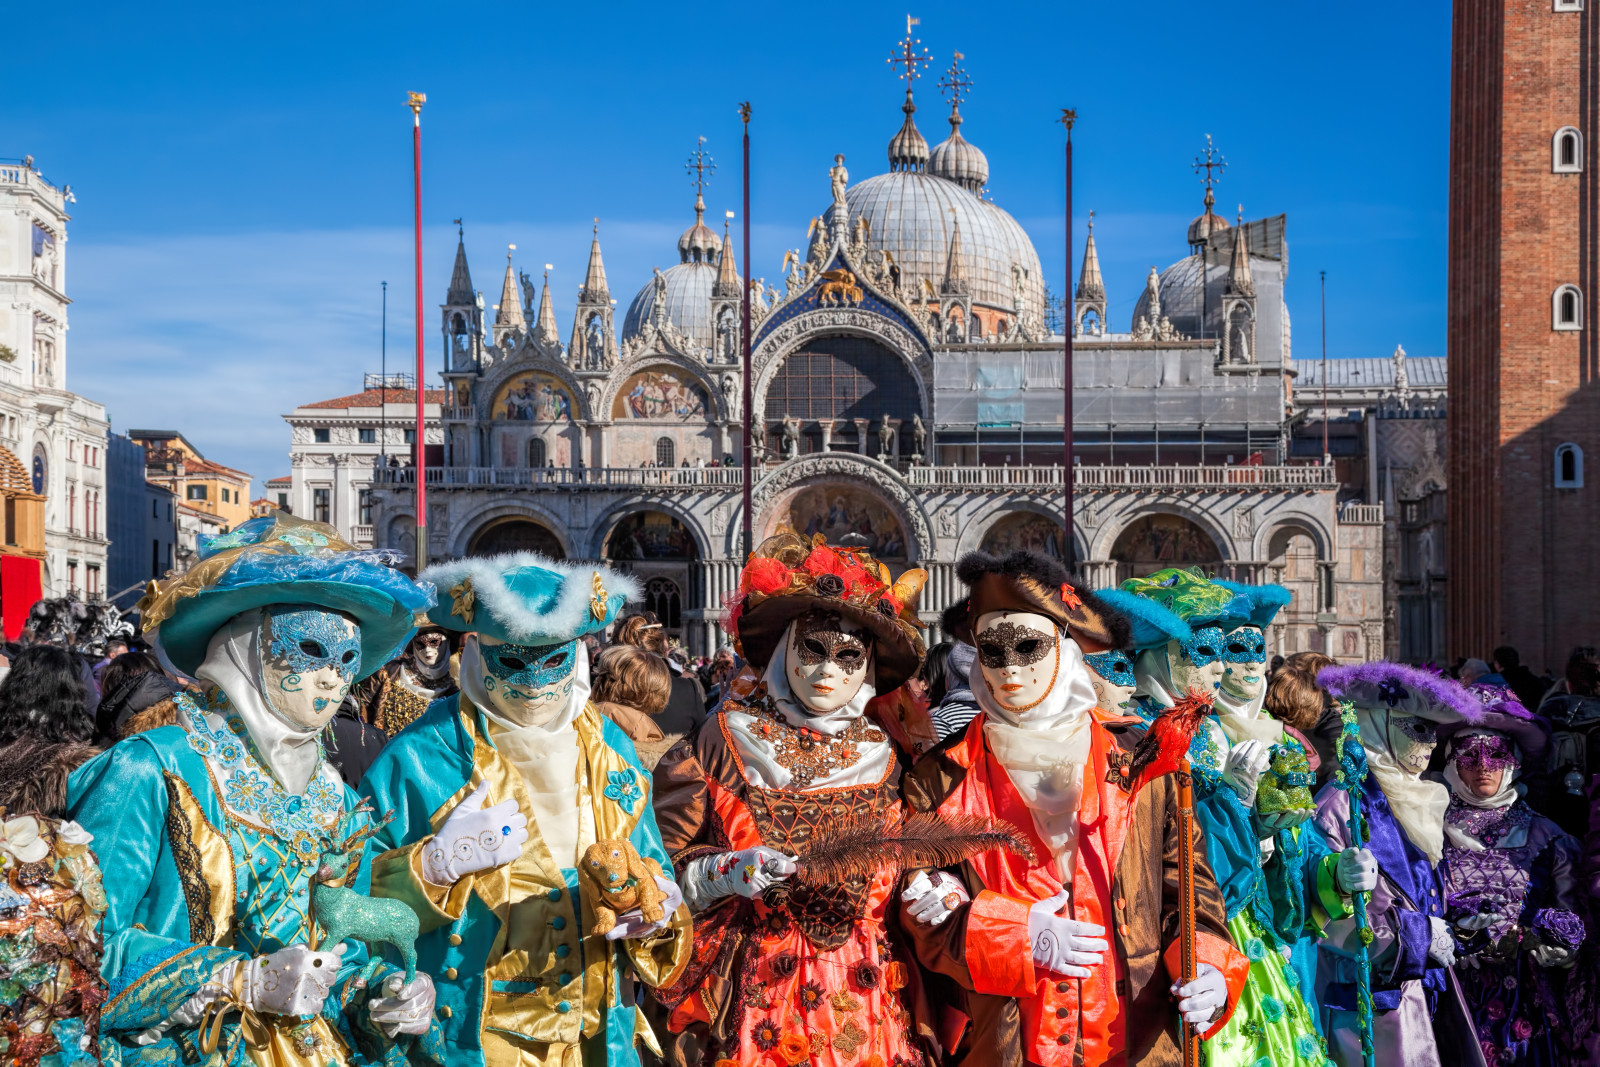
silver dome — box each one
[621,262,719,351]
[843,171,1043,319]
[1131,254,1228,338]
[927,116,988,193]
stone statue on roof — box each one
[830,154,849,207]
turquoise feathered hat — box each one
[1094,588,1193,651]
[1112,567,1254,636]
[419,553,639,645]
[1213,580,1292,630]
[138,513,435,680]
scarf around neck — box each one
[1355,704,1450,865]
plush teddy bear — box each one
[580,838,667,936]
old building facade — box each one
[1449,0,1598,669]
[368,44,1391,659]
[0,157,109,599]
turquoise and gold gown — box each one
[67,690,441,1067]
[1133,700,1345,1067]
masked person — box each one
[359,554,690,1067]
[67,514,441,1067]
[356,627,458,736]
[1314,663,1490,1067]
[1437,685,1585,1067]
[650,534,929,1067]
[1104,571,1375,1066]
[1083,647,1137,714]
[900,552,1247,1067]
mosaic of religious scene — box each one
[607,512,696,560]
[613,367,710,421]
[493,372,574,422]
[980,511,1067,560]
[779,485,907,559]
[1110,514,1221,571]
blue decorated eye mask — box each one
[482,639,578,693]
[1180,626,1226,668]
[1084,651,1135,688]
[267,608,362,684]
[1223,627,1266,664]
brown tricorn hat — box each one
[941,551,1130,652]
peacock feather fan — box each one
[795,813,1035,886]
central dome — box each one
[843,172,1044,321]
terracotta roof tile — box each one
[301,389,447,410]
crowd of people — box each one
[0,510,1597,1067]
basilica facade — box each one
[368,53,1386,661]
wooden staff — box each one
[1177,755,1199,1067]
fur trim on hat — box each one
[0,739,100,819]
[1318,661,1484,724]
[948,550,1129,652]
[421,552,641,644]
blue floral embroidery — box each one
[1260,995,1284,1022]
[1295,1033,1322,1061]
[1244,937,1266,961]
[603,769,642,813]
[225,769,272,808]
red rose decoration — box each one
[769,952,799,979]
[803,547,872,594]
[743,557,792,595]
[852,960,881,989]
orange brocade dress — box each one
[651,700,927,1067]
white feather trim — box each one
[419,552,642,643]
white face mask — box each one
[1166,628,1227,698]
[413,633,447,668]
[784,610,872,715]
[1218,626,1267,702]
[1388,713,1438,775]
[477,634,580,728]
[974,611,1060,712]
[1091,675,1136,712]
[257,608,361,731]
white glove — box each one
[1335,848,1378,894]
[1222,740,1272,808]
[682,848,798,909]
[422,781,529,887]
[1027,889,1108,978]
[240,944,347,1017]
[901,870,970,927]
[605,875,684,941]
[368,972,435,1037]
[1530,943,1576,968]
[1454,912,1495,932]
[1428,916,1457,968]
[1254,808,1313,837]
[1171,962,1227,1031]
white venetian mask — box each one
[1218,626,1268,702]
[974,610,1060,712]
[785,610,872,715]
[257,607,361,731]
[476,633,579,728]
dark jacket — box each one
[323,699,387,787]
[94,670,179,744]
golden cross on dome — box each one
[686,137,716,199]
[938,50,972,110]
[1193,134,1226,195]
[887,16,932,85]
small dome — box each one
[888,93,929,173]
[1186,196,1230,249]
[928,117,988,193]
[677,198,721,265]
[621,262,719,352]
[1131,254,1228,338]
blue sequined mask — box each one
[1223,627,1266,664]
[266,608,361,684]
[482,639,578,692]
[1181,626,1226,668]
[1085,651,1135,688]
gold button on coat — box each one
[444,967,458,980]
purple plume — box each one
[1317,661,1485,724]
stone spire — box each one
[714,217,741,298]
[1225,208,1255,298]
[580,222,609,302]
[941,220,967,294]
[495,245,525,330]
[1074,212,1107,336]
[535,266,560,348]
[446,225,475,305]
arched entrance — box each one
[1267,525,1323,654]
[468,517,566,559]
[604,511,699,647]
[767,483,909,561]
[1110,513,1221,584]
[980,511,1070,563]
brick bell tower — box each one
[1448,0,1600,669]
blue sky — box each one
[2,0,1450,488]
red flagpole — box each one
[1061,109,1076,561]
[739,102,753,562]
[408,92,427,562]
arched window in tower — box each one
[655,436,676,468]
[1554,285,1583,330]
[1078,308,1102,336]
[452,313,470,356]
[1553,127,1583,173]
[527,437,547,467]
[1555,442,1584,488]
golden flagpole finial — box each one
[406,91,426,114]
